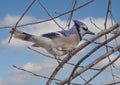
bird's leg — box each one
[54,55,61,65]
[67,48,76,57]
[57,48,73,58]
[54,56,64,68]
[68,50,72,57]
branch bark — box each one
[68,30,120,84]
[84,54,120,84]
[9,0,36,43]
[0,0,94,29]
[46,23,120,85]
[59,44,120,85]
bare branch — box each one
[13,65,82,85]
[59,44,120,85]
[84,54,120,84]
[27,46,55,59]
[106,81,120,85]
[0,0,94,29]
[104,0,111,29]
[9,0,36,43]
[2,0,119,84]
[69,30,120,84]
[104,0,116,83]
[46,22,120,85]
[37,0,64,30]
[27,46,99,71]
[83,39,120,52]
[67,0,77,29]
[13,65,61,82]
[89,17,103,31]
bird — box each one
[10,20,94,56]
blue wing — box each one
[41,28,75,39]
[58,30,68,36]
[42,32,60,39]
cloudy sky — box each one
[0,0,120,85]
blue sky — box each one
[0,0,120,85]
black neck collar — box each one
[75,24,82,41]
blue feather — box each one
[42,32,60,39]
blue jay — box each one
[11,20,94,56]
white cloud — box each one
[0,15,120,85]
[26,18,66,35]
[0,14,37,26]
[22,60,58,75]
[1,15,119,65]
[22,59,71,76]
[0,60,55,85]
[0,15,115,47]
[0,59,71,85]
[0,37,32,47]
[82,17,120,45]
[1,15,119,47]
[82,17,115,33]
[0,72,39,85]
[0,14,66,47]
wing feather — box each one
[42,32,60,39]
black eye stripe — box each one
[82,27,88,31]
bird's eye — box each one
[82,27,88,31]
[81,25,88,31]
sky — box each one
[0,0,120,85]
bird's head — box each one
[73,20,95,36]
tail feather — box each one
[10,29,53,48]
[12,29,33,42]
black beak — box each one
[86,30,95,35]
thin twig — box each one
[9,0,36,43]
[106,81,120,85]
[104,0,111,53]
[46,22,120,85]
[84,54,120,84]
[27,46,55,59]
[13,65,62,85]
[13,65,82,85]
[27,46,62,65]
[37,0,64,30]
[59,44,120,85]
[83,39,120,52]
[89,17,103,31]
[27,46,100,71]
[80,75,87,82]
[13,65,61,82]
[0,0,94,29]
[104,0,116,83]
[67,0,77,29]
[68,30,120,84]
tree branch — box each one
[68,30,120,84]
[46,22,120,85]
[9,0,36,43]
[59,44,120,85]
[0,0,94,29]
[84,54,120,84]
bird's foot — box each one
[54,56,64,68]
[54,56,61,64]
[68,50,74,57]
